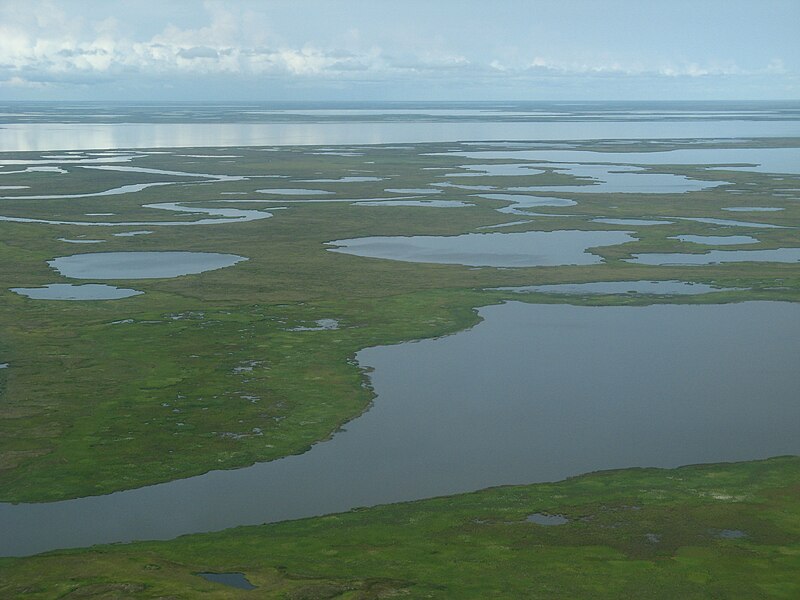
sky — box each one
[0,0,798,101]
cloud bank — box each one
[0,0,796,100]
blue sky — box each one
[1,0,797,101]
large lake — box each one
[2,301,798,557]
[4,120,800,151]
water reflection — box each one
[5,121,800,152]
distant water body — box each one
[4,121,800,152]
[2,101,800,151]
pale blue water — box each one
[3,121,800,152]
[49,252,247,279]
[0,203,273,227]
[672,235,758,245]
[10,283,143,300]
[527,514,569,525]
[627,248,800,265]
[355,199,472,208]
[506,164,725,194]
[477,194,577,212]
[327,230,636,267]
[593,218,672,226]
[722,207,784,212]
[2,100,798,124]
[495,281,737,295]
[257,188,335,195]
[439,147,800,176]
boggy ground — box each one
[0,457,798,598]
[0,138,798,505]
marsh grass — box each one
[1,457,798,598]
[0,139,798,502]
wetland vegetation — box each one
[0,104,798,595]
[1,457,798,598]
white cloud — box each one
[766,58,786,74]
[0,0,794,97]
[0,2,389,82]
[2,75,49,88]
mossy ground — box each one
[1,140,799,502]
[0,138,798,595]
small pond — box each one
[509,164,724,194]
[0,202,273,228]
[257,188,334,195]
[355,199,472,208]
[447,164,545,177]
[298,176,383,183]
[287,319,340,331]
[592,218,672,226]
[722,207,784,212]
[0,181,179,200]
[327,230,636,267]
[385,188,443,194]
[58,238,106,244]
[627,248,800,266]
[145,202,272,224]
[433,182,496,191]
[671,235,758,245]
[717,529,747,539]
[112,231,152,237]
[495,280,737,296]
[197,572,257,590]
[479,220,534,230]
[477,194,576,213]
[526,514,569,526]
[675,217,786,229]
[11,284,143,300]
[48,252,247,279]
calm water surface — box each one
[5,121,800,152]
[49,251,247,279]
[355,199,472,208]
[327,230,636,267]
[496,280,738,295]
[627,248,800,265]
[10,283,143,300]
[593,218,672,226]
[1,301,798,557]
[441,147,800,175]
[507,164,725,194]
[672,235,759,245]
[722,207,784,212]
